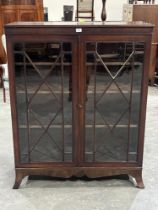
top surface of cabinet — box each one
[5,21,153,36]
[5,21,153,28]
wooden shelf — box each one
[15,62,72,66]
[15,61,142,67]
[87,62,142,66]
[19,124,138,129]
[16,90,141,94]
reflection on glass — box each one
[85,42,144,162]
[14,42,73,163]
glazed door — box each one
[13,37,78,164]
[81,38,145,164]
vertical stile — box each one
[61,42,65,161]
[92,42,97,162]
[127,42,135,161]
[23,43,31,163]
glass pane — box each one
[85,42,144,162]
[14,41,73,163]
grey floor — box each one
[0,86,158,210]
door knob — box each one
[77,104,83,109]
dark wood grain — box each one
[101,0,106,21]
[133,5,158,84]
[5,22,153,189]
[0,0,44,64]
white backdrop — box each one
[43,0,128,21]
